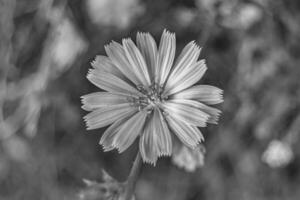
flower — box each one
[262,140,294,168]
[82,30,223,164]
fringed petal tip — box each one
[142,157,158,166]
[136,32,151,38]
[83,121,92,131]
[90,55,103,67]
[114,145,126,154]
[101,144,115,152]
[104,40,117,48]
[219,90,224,103]
[193,134,205,148]
[90,59,96,67]
[86,69,94,79]
[142,149,173,165]
[103,141,133,154]
[140,150,172,166]
[80,95,91,111]
[198,135,205,143]
[189,40,202,52]
[83,115,88,122]
[99,136,118,152]
[210,93,224,105]
[103,44,110,52]
[189,139,204,150]
[162,29,175,37]
[208,114,221,125]
[80,95,86,104]
[83,119,97,131]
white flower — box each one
[262,140,294,168]
[82,30,223,165]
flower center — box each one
[127,83,167,113]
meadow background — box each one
[1,0,300,199]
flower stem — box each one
[124,151,142,200]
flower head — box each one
[82,30,223,164]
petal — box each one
[112,110,148,153]
[91,55,124,79]
[156,30,176,85]
[123,38,151,86]
[156,109,173,156]
[167,99,221,124]
[136,32,158,81]
[81,92,129,111]
[166,115,204,148]
[105,41,141,85]
[83,103,138,130]
[87,68,142,96]
[172,85,223,105]
[139,109,172,164]
[100,115,132,152]
[162,101,209,127]
[164,42,201,90]
[163,60,207,96]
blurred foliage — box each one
[0,0,300,199]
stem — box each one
[124,151,142,200]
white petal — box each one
[139,109,172,164]
[83,103,138,130]
[139,113,159,164]
[163,60,207,96]
[162,101,209,127]
[91,55,124,79]
[81,92,128,111]
[156,30,176,85]
[166,115,203,148]
[87,68,142,96]
[168,99,221,124]
[112,110,148,153]
[123,38,151,86]
[100,116,132,152]
[156,109,173,155]
[136,32,158,81]
[172,85,223,105]
[165,42,201,90]
[105,41,141,85]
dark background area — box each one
[1,0,300,199]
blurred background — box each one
[1,0,300,199]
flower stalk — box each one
[124,151,142,200]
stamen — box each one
[129,83,169,111]
[136,85,148,94]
